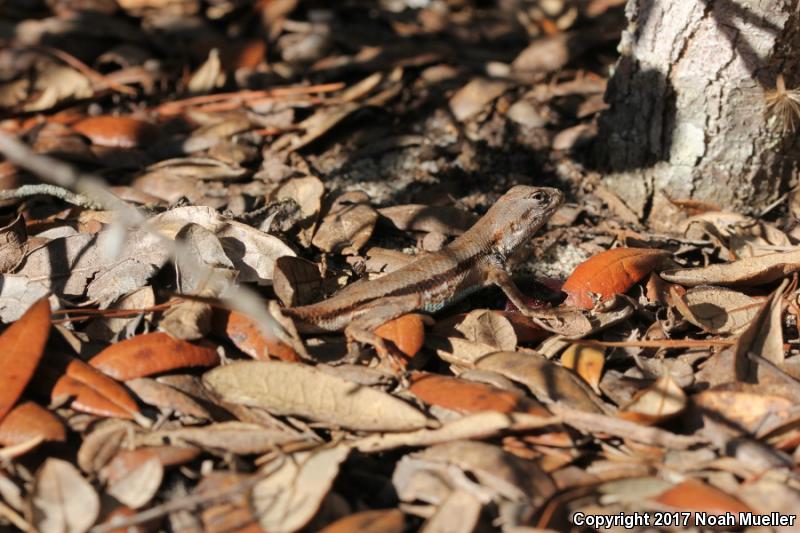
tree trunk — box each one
[594,0,800,226]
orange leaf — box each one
[374,314,425,357]
[0,298,51,422]
[562,248,670,308]
[319,509,406,533]
[213,309,299,362]
[0,401,65,447]
[89,332,219,380]
[47,354,141,419]
[72,116,159,148]
[655,479,751,514]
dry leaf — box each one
[619,373,687,425]
[205,361,429,432]
[476,351,609,414]
[375,314,426,358]
[670,285,761,334]
[0,401,66,447]
[32,458,100,533]
[89,332,220,380]
[212,309,300,362]
[562,248,670,308]
[319,509,405,533]
[104,453,163,509]
[135,422,308,455]
[312,191,378,255]
[126,378,211,420]
[455,310,517,351]
[252,446,350,533]
[449,78,508,122]
[661,249,800,287]
[72,116,159,148]
[0,214,26,273]
[0,298,50,421]
[273,256,324,307]
[378,205,478,236]
[560,343,605,393]
[654,478,751,514]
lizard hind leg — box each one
[343,293,422,368]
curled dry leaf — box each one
[32,458,100,533]
[0,298,50,422]
[204,361,429,432]
[375,313,426,358]
[476,351,609,414]
[252,446,350,533]
[312,191,378,255]
[72,116,159,148]
[319,509,406,533]
[44,353,141,420]
[135,422,308,455]
[89,332,220,380]
[693,386,795,434]
[562,248,671,308]
[378,204,478,236]
[195,472,261,533]
[125,378,211,420]
[669,285,761,334]
[212,309,300,362]
[661,249,800,287]
[275,176,325,246]
[618,374,687,425]
[151,206,295,284]
[560,343,605,394]
[0,401,66,447]
[104,452,163,509]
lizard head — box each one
[484,185,564,256]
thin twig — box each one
[0,184,102,209]
[570,338,735,348]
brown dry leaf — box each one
[455,310,517,351]
[195,471,262,533]
[188,48,225,93]
[103,452,163,509]
[654,478,751,514]
[46,354,142,420]
[661,249,800,287]
[375,314,426,358]
[312,191,378,255]
[280,103,361,151]
[530,305,633,338]
[25,65,93,112]
[355,411,556,453]
[0,214,26,273]
[449,78,508,122]
[77,419,136,475]
[618,373,686,425]
[212,309,300,362]
[319,509,405,533]
[135,422,308,455]
[378,204,478,236]
[85,286,155,342]
[512,33,573,74]
[682,211,791,258]
[434,337,500,367]
[251,445,350,533]
[204,361,428,431]
[32,458,100,533]
[160,299,213,341]
[394,441,555,507]
[275,176,325,246]
[125,378,212,420]
[0,275,50,322]
[0,298,50,421]
[562,248,671,308]
[12,230,168,307]
[72,116,159,148]
[476,351,609,414]
[670,285,761,334]
[693,386,795,434]
[151,206,295,284]
[89,332,220,380]
[733,279,788,380]
[0,401,66,447]
[421,490,482,533]
[560,343,605,393]
[273,256,324,307]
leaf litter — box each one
[0,1,798,532]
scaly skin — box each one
[283,186,564,333]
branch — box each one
[0,184,102,209]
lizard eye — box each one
[531,191,548,204]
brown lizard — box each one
[282,185,564,357]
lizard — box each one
[282,185,564,358]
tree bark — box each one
[594,0,800,225]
